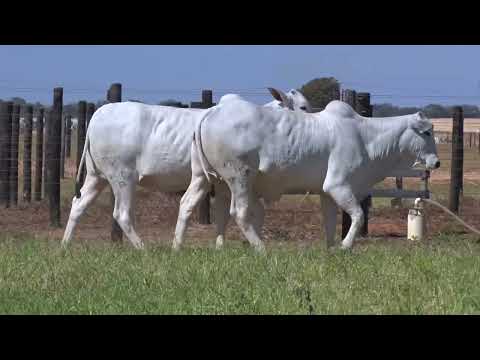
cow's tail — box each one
[74,122,96,199]
[194,107,220,183]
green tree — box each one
[422,104,450,118]
[458,104,480,118]
[10,97,27,105]
[299,77,340,110]
[158,99,189,108]
[372,103,399,117]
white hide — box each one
[61,89,312,249]
[173,99,440,252]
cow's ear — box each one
[410,113,433,133]
[417,111,428,120]
[268,87,290,105]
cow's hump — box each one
[219,94,245,103]
[324,100,357,118]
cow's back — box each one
[200,101,333,197]
[87,102,203,191]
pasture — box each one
[0,234,479,314]
[0,132,479,314]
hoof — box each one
[254,244,266,255]
[134,242,146,250]
[340,243,353,251]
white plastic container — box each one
[407,198,425,241]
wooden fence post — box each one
[0,101,13,208]
[10,104,20,206]
[60,115,66,179]
[47,88,63,227]
[65,114,72,158]
[76,101,87,190]
[23,105,33,202]
[340,89,356,240]
[34,108,44,201]
[478,130,480,154]
[449,106,463,213]
[391,177,403,207]
[356,92,372,237]
[108,83,123,243]
[197,89,214,225]
[86,103,95,129]
[421,170,430,199]
[42,110,49,199]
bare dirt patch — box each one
[2,181,479,248]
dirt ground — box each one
[1,178,479,248]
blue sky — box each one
[0,45,479,107]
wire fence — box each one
[0,83,477,243]
[3,83,480,104]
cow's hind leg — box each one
[213,182,263,249]
[324,185,363,250]
[110,174,144,250]
[62,173,108,248]
[172,172,210,251]
[226,170,265,254]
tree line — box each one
[372,103,480,118]
[3,77,480,119]
[0,97,190,117]
[298,77,480,118]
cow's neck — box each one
[358,115,415,170]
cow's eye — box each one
[423,131,431,137]
[300,106,307,111]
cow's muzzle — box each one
[425,156,440,170]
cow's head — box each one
[401,112,440,170]
[267,88,312,112]
[286,89,313,112]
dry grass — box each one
[431,118,480,133]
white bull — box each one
[173,97,440,252]
[61,88,311,249]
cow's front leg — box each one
[226,170,265,254]
[110,171,145,250]
[324,185,363,250]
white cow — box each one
[61,88,311,249]
[173,95,440,252]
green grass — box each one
[1,235,480,314]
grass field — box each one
[0,234,479,314]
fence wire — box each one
[1,86,479,243]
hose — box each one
[421,197,480,238]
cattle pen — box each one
[0,83,479,314]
